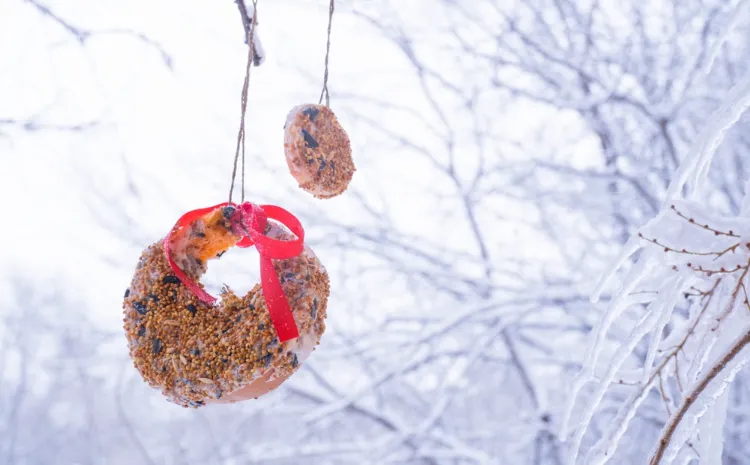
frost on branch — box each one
[562,68,750,465]
[564,201,750,465]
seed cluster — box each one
[283,104,355,199]
[122,211,330,408]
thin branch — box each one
[115,367,158,465]
[649,328,750,465]
[235,0,264,66]
[25,0,173,68]
[0,117,98,134]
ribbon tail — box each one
[163,237,217,305]
[259,256,299,342]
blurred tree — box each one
[306,0,750,463]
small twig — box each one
[652,284,718,384]
[658,373,673,416]
[649,329,750,465]
[708,269,747,327]
[684,285,716,298]
[685,262,745,275]
[116,365,158,465]
[637,232,741,260]
[236,0,263,66]
[673,355,683,392]
[670,205,740,238]
[614,379,641,386]
[26,0,172,68]
[713,243,742,260]
[25,0,88,42]
[0,117,98,133]
[741,282,750,313]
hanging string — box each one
[229,0,259,204]
[318,0,335,107]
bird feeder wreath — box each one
[122,0,351,408]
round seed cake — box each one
[122,204,329,407]
[283,104,355,199]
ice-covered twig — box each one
[649,327,750,465]
[664,68,750,204]
[583,285,717,464]
[697,0,750,83]
[685,271,747,383]
[565,275,685,465]
[236,0,265,66]
[561,255,653,438]
[566,192,750,464]
[696,384,729,465]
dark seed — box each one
[193,231,206,238]
[222,206,236,219]
[262,353,272,367]
[235,314,242,323]
[171,289,178,300]
[259,323,265,330]
[291,353,299,368]
[221,358,229,365]
[124,288,130,298]
[187,304,197,316]
[147,293,159,303]
[215,390,223,399]
[191,348,201,356]
[311,298,318,319]
[137,326,146,337]
[162,275,181,285]
[317,158,327,174]
[302,107,320,121]
[152,338,163,355]
[133,301,147,315]
[301,128,319,149]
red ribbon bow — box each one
[162,201,304,342]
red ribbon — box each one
[162,201,304,342]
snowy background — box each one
[2,0,750,464]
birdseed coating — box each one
[122,207,330,408]
[283,104,355,199]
